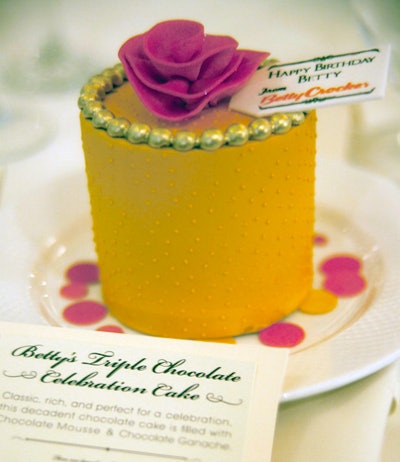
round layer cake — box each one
[79,60,316,340]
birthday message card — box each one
[230,46,390,116]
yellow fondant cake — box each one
[78,22,317,340]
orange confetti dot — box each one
[299,289,338,315]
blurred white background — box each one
[0,0,369,164]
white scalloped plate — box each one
[0,156,399,402]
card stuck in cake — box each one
[230,46,391,116]
[0,322,288,462]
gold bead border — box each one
[78,63,308,152]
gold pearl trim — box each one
[78,63,308,152]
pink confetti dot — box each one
[96,325,125,333]
[313,233,328,246]
[66,262,99,285]
[258,322,305,348]
[323,270,366,297]
[320,255,361,274]
[60,282,88,300]
[63,300,107,325]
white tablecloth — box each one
[274,362,400,462]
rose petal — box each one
[198,46,236,80]
[161,77,191,94]
[145,20,204,63]
[190,54,243,95]
[119,33,146,61]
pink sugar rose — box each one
[119,20,269,121]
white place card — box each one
[0,322,288,462]
[230,46,391,116]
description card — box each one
[230,46,391,116]
[0,322,288,462]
